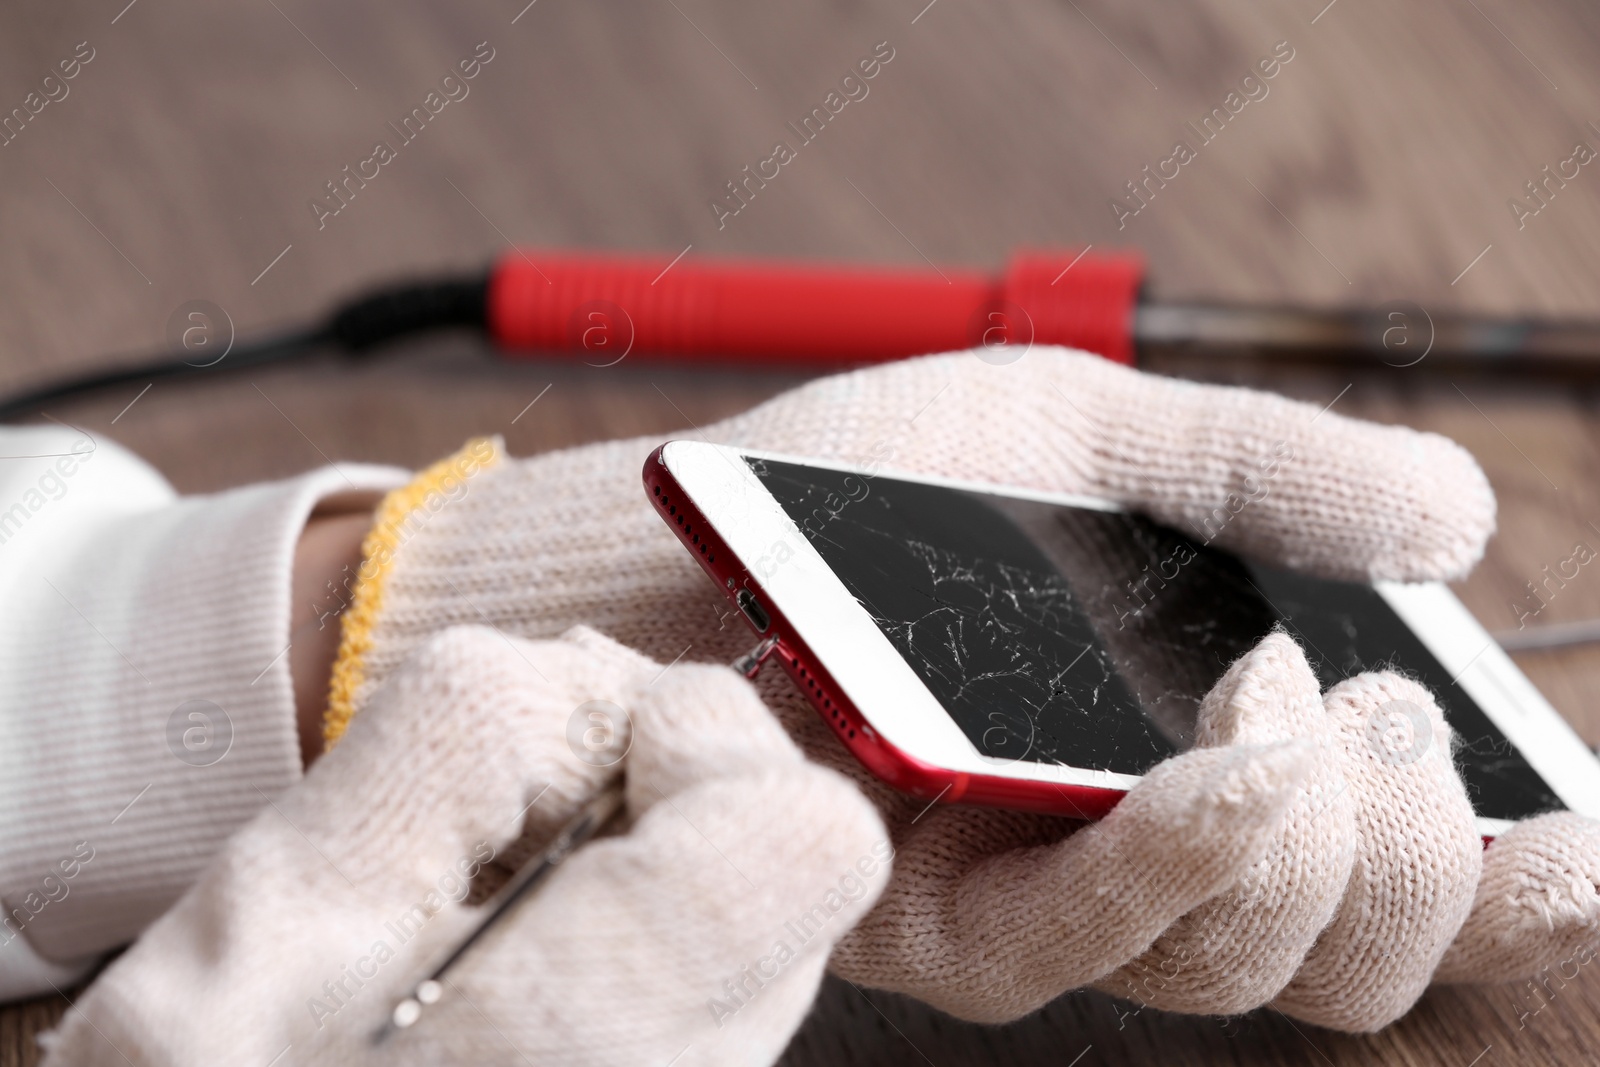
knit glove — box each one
[324,347,1600,1031]
[43,626,890,1066]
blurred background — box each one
[5,0,1600,1063]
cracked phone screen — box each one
[748,457,1563,823]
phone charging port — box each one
[736,588,770,633]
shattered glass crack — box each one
[750,457,1563,820]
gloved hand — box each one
[322,347,1600,1030]
[43,626,890,1066]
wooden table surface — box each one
[4,0,1600,1063]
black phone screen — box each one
[747,456,1564,823]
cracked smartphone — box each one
[646,441,1600,838]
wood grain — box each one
[3,0,1600,1063]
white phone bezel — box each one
[662,440,1600,836]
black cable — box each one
[327,276,487,351]
[0,328,330,423]
[0,274,490,423]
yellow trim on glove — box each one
[323,437,502,748]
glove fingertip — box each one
[1379,428,1497,583]
[1119,738,1314,874]
[1195,629,1323,747]
[625,663,805,803]
[1436,811,1600,984]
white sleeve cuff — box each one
[0,459,407,977]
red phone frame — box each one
[644,444,1127,821]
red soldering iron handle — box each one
[486,248,1144,367]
